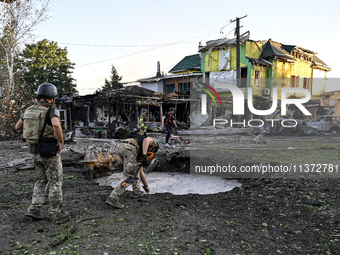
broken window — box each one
[254,70,261,87]
[148,105,161,122]
[139,105,161,122]
[291,75,299,88]
[241,67,248,88]
[179,82,191,91]
[303,77,311,91]
[59,109,67,130]
[166,84,176,93]
[311,116,322,122]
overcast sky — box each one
[34,0,340,95]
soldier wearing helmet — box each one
[15,83,66,221]
[161,107,177,147]
[138,108,148,135]
[105,134,159,209]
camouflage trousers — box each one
[109,143,141,200]
[28,153,63,215]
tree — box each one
[0,0,50,107]
[18,39,77,96]
[102,64,123,90]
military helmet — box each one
[141,108,147,113]
[169,107,175,111]
[37,83,58,98]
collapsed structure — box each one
[55,86,191,137]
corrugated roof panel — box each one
[169,54,201,73]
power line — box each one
[59,41,197,47]
[139,63,177,80]
[0,20,238,89]
[2,25,237,83]
[225,28,236,36]
[75,43,185,68]
[74,27,227,69]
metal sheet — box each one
[209,70,236,92]
[219,49,230,70]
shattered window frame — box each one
[166,84,176,93]
[254,70,261,87]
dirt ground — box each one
[0,134,339,255]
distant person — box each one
[293,109,301,119]
[138,108,147,135]
[15,83,67,221]
[105,134,159,208]
[162,107,177,147]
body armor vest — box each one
[23,104,55,144]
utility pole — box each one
[231,15,247,87]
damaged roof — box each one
[198,33,332,72]
[260,40,296,61]
[246,57,274,67]
[199,36,331,71]
[312,55,332,72]
[96,85,157,98]
[198,33,250,52]
[137,76,163,83]
[169,54,201,73]
[260,40,331,71]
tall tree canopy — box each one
[0,0,50,131]
[0,0,50,105]
[102,64,123,90]
[18,39,77,96]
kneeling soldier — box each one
[105,134,159,208]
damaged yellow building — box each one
[199,36,331,99]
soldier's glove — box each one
[140,126,145,131]
[141,154,150,167]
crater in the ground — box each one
[96,172,241,195]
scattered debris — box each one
[81,137,189,178]
[83,143,121,179]
[252,134,263,144]
[144,158,159,173]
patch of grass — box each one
[306,204,330,212]
[318,145,337,150]
[12,241,37,254]
[201,247,213,255]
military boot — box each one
[105,197,124,209]
[47,210,69,221]
[26,210,44,220]
[131,190,144,198]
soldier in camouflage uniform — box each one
[15,83,65,220]
[105,134,159,209]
